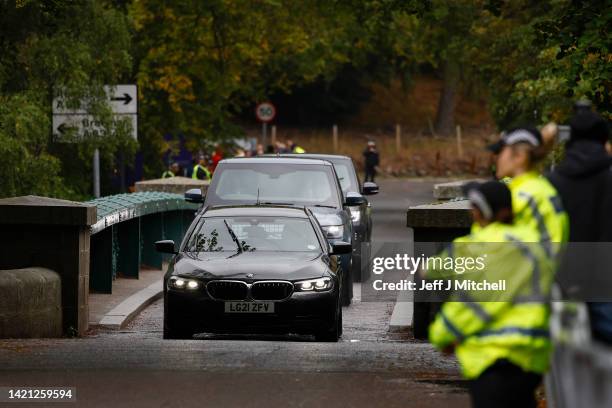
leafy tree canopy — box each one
[0,0,135,199]
[0,0,609,198]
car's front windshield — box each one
[206,162,340,208]
[185,216,322,253]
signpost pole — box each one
[255,102,276,148]
[262,122,268,147]
[396,124,401,152]
[333,124,338,153]
[93,148,101,198]
[456,125,463,159]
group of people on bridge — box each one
[426,101,611,408]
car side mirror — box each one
[155,240,177,254]
[330,241,352,255]
[362,182,379,195]
[185,188,203,203]
[345,191,366,206]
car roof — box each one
[219,157,333,166]
[273,153,352,162]
[202,205,310,218]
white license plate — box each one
[224,301,275,313]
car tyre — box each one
[341,263,353,307]
[315,300,342,342]
[163,324,193,340]
[352,253,362,283]
[412,301,431,340]
[163,312,193,340]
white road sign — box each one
[255,102,276,123]
[107,85,137,114]
[53,114,137,140]
[52,84,138,141]
[53,85,137,115]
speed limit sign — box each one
[255,102,276,123]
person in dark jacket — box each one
[547,106,612,344]
[363,140,380,182]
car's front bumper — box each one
[165,288,338,335]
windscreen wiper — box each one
[311,204,337,209]
[223,220,243,253]
[259,201,297,206]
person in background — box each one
[274,141,288,153]
[287,139,306,153]
[428,181,553,408]
[162,162,179,178]
[487,127,569,255]
[547,104,612,344]
[363,140,379,182]
[211,145,223,173]
[192,154,211,181]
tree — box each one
[0,0,136,199]
[469,0,611,127]
[386,1,483,135]
[131,0,363,176]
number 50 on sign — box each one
[255,102,276,123]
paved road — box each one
[0,178,470,408]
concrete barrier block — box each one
[406,200,473,229]
[0,268,62,338]
[135,177,209,195]
[433,179,485,200]
[0,195,96,226]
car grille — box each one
[207,281,248,301]
[251,281,293,301]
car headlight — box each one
[348,206,361,224]
[168,277,200,290]
[295,277,333,292]
[322,225,344,239]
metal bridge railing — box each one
[86,192,199,293]
[546,290,612,408]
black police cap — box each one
[462,181,512,221]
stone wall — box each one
[0,196,95,336]
[0,268,62,338]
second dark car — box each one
[272,154,379,282]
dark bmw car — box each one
[272,154,379,282]
[156,205,351,341]
[188,157,360,306]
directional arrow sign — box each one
[56,122,77,135]
[52,84,137,142]
[111,93,133,105]
[53,114,137,142]
[107,85,137,114]
[53,84,137,115]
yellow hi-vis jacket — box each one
[192,164,211,180]
[428,222,554,379]
[509,171,569,256]
[470,172,569,256]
